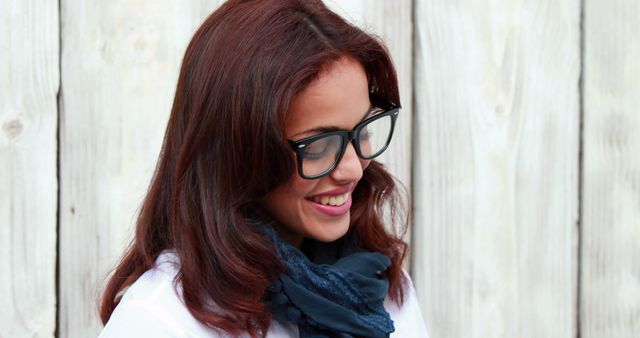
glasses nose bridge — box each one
[341,130,361,160]
[346,129,357,141]
[332,131,363,175]
[345,130,359,148]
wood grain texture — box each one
[412,1,581,337]
[0,0,59,337]
[582,1,640,337]
[58,1,224,337]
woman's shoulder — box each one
[99,250,298,338]
[384,269,430,338]
[99,250,228,337]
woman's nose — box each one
[330,142,365,182]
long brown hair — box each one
[99,0,408,336]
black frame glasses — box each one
[288,97,400,179]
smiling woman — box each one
[262,57,380,246]
[98,0,428,337]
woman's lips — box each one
[306,192,352,217]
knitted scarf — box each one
[261,223,395,338]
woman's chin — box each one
[306,218,350,243]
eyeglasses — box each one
[288,97,400,179]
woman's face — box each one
[261,56,372,247]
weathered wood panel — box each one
[58,1,224,337]
[0,1,59,337]
[582,1,640,337]
[33,0,640,336]
[412,1,581,337]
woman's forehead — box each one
[285,57,371,138]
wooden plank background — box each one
[1,0,638,337]
[0,0,59,337]
[581,0,640,337]
[412,1,582,337]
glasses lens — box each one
[301,134,343,177]
[357,113,393,158]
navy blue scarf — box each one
[261,223,395,338]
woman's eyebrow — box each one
[292,126,340,138]
[291,105,376,138]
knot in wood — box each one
[3,117,24,139]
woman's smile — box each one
[305,184,354,216]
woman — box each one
[99,0,428,337]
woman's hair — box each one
[99,0,408,336]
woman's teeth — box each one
[311,192,349,206]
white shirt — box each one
[99,250,429,337]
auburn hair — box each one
[99,0,409,336]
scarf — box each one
[260,223,395,338]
